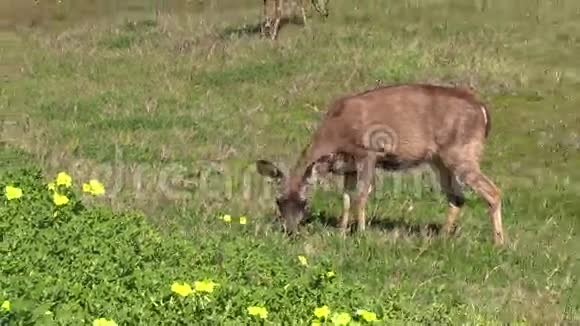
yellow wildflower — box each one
[56,171,72,187]
[221,214,232,223]
[171,282,193,297]
[314,305,330,319]
[83,179,105,196]
[247,306,268,319]
[239,216,247,225]
[325,271,336,278]
[332,312,352,325]
[1,300,10,311]
[53,192,69,206]
[5,186,22,200]
[194,280,217,293]
[93,318,118,326]
[47,182,55,191]
[298,255,308,266]
[356,309,378,322]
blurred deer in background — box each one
[262,0,330,40]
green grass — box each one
[1,149,507,325]
[2,0,580,324]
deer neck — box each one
[284,141,333,198]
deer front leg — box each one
[340,171,357,234]
[353,156,376,232]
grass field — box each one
[2,0,580,324]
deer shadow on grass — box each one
[217,22,263,39]
[217,16,306,40]
[304,210,445,237]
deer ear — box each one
[256,160,284,180]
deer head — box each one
[255,158,323,233]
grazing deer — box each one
[256,83,505,246]
[261,0,330,40]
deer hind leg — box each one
[454,162,504,246]
[431,157,465,235]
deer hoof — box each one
[443,222,457,235]
[493,232,505,246]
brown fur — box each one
[256,83,504,246]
